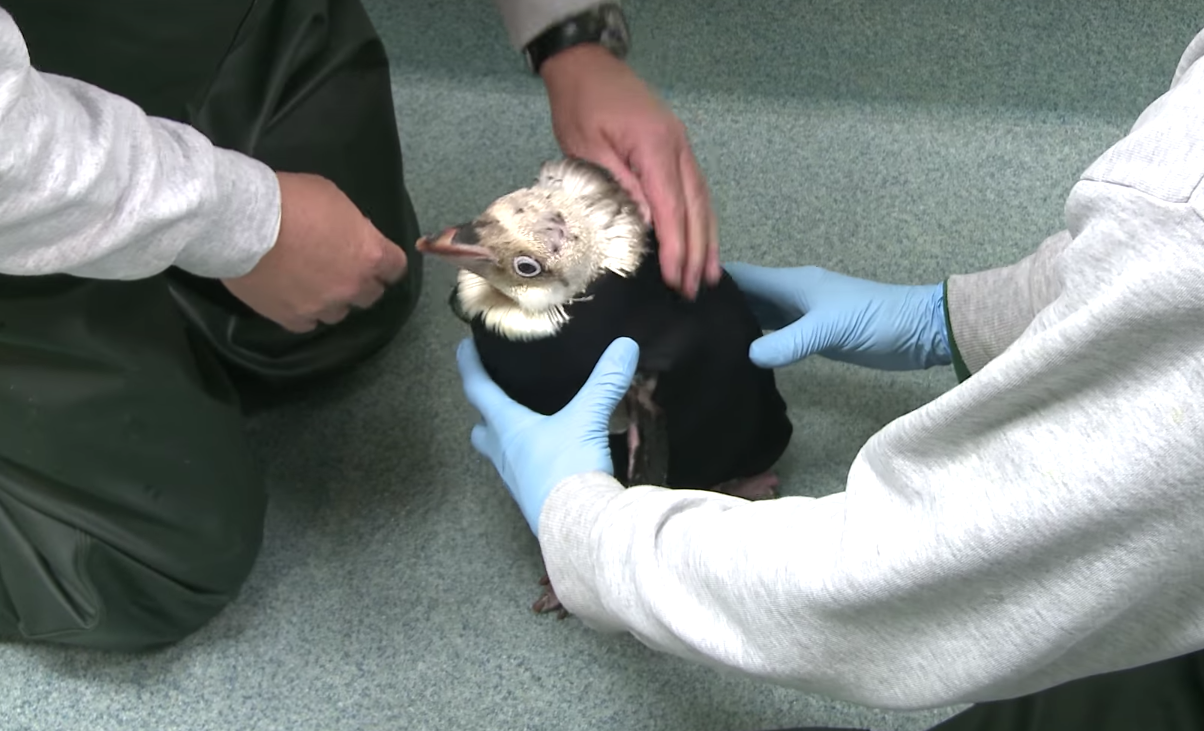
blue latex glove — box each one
[724,263,952,371]
[456,336,640,535]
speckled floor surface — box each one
[2,2,1202,730]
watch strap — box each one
[523,3,629,75]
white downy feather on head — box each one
[435,157,650,340]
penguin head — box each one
[417,158,649,317]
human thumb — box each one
[567,337,640,423]
[748,315,832,369]
[371,234,408,284]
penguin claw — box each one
[626,418,640,482]
[714,471,780,501]
[533,573,570,619]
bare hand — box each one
[540,44,720,299]
[222,172,407,333]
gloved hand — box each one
[724,263,951,371]
[456,336,640,535]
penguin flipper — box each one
[623,373,669,487]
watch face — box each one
[598,4,630,57]
[525,3,630,73]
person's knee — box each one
[90,484,267,652]
[0,475,267,653]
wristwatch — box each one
[523,2,631,75]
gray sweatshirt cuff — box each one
[171,149,281,279]
[538,471,631,632]
[944,229,1073,378]
[494,0,616,49]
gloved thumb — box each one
[723,261,791,303]
[748,314,833,368]
[566,337,640,423]
[723,262,806,331]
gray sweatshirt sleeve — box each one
[492,0,616,50]
[534,26,1204,712]
[943,229,1072,377]
[0,9,281,280]
[944,27,1204,378]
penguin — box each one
[417,157,793,616]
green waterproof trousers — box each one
[0,0,422,651]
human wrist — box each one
[529,458,613,535]
[537,470,624,544]
[539,42,625,86]
[174,150,281,279]
[922,282,952,368]
[940,279,973,381]
[525,2,629,76]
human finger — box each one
[747,314,835,369]
[722,262,805,331]
[470,422,497,461]
[565,337,640,422]
[372,235,409,285]
[589,147,651,223]
[629,138,688,294]
[351,278,386,309]
[677,146,714,299]
[704,194,722,285]
[457,338,525,425]
[317,303,351,326]
[723,262,800,306]
[278,314,318,334]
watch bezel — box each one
[523,3,630,75]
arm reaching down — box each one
[0,8,280,280]
[491,0,720,299]
[532,29,1204,710]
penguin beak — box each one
[415,225,496,269]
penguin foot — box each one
[713,471,780,500]
[533,573,570,619]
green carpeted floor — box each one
[3,2,1202,730]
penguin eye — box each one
[512,255,542,278]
